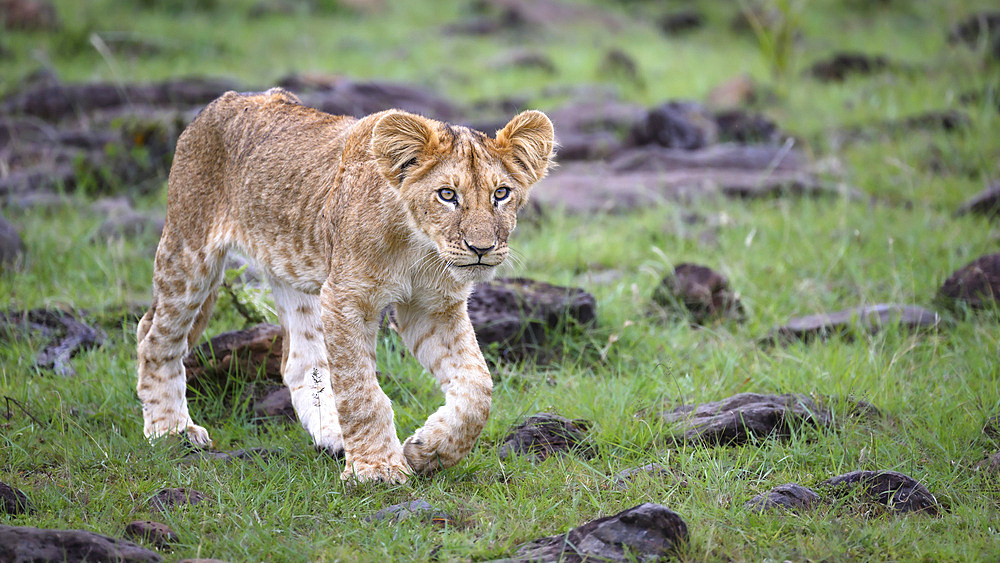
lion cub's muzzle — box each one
[453,239,506,268]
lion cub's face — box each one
[372,110,554,284]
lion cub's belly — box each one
[214,221,329,295]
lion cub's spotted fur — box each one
[135,88,554,483]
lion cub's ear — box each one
[371,111,437,188]
[495,110,555,184]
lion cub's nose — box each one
[465,240,495,257]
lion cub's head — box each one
[371,110,554,284]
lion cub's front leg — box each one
[395,300,492,474]
[321,282,411,484]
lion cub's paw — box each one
[184,423,213,447]
[341,456,412,484]
[145,419,213,448]
[403,431,459,475]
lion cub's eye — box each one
[437,188,457,203]
[493,187,511,201]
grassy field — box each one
[2,0,1000,560]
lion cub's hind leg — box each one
[136,235,226,447]
[270,279,344,456]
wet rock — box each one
[808,52,891,82]
[821,470,938,515]
[0,482,33,515]
[253,386,297,422]
[124,520,179,549]
[744,483,821,512]
[938,254,1000,311]
[0,525,161,562]
[949,12,1000,59]
[468,278,596,362]
[0,309,107,376]
[658,10,704,34]
[498,413,595,462]
[661,393,835,445]
[767,304,942,344]
[652,263,743,324]
[184,323,283,382]
[0,0,59,31]
[183,447,282,463]
[956,184,1000,220]
[612,463,681,491]
[0,211,25,268]
[367,499,452,525]
[627,101,717,150]
[507,503,688,562]
[150,487,208,513]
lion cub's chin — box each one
[449,263,500,285]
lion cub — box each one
[135,88,554,483]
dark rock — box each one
[714,109,779,144]
[0,482,32,515]
[184,323,283,382]
[938,254,1000,311]
[612,144,804,173]
[956,184,1000,220]
[554,130,621,161]
[658,10,704,34]
[498,413,594,461]
[367,499,452,525]
[0,0,59,31]
[150,487,208,512]
[627,101,717,150]
[0,525,161,562]
[899,110,970,132]
[661,393,835,445]
[767,304,942,344]
[468,278,596,362]
[808,52,891,82]
[508,503,688,562]
[0,211,25,268]
[183,447,282,463]
[744,483,821,512]
[652,263,743,324]
[612,463,681,491]
[124,520,179,549]
[821,470,939,515]
[949,12,1000,59]
[491,49,557,74]
[0,309,107,376]
[253,387,297,422]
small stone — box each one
[955,184,1000,220]
[821,470,938,515]
[627,101,717,150]
[938,253,1000,311]
[661,392,836,445]
[253,387,297,422]
[767,304,942,344]
[510,503,688,562]
[744,483,821,513]
[808,52,891,82]
[367,499,452,525]
[0,482,33,515]
[150,487,208,512]
[652,263,743,325]
[0,525,161,562]
[124,521,179,549]
[498,413,595,462]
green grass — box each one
[3,0,1000,560]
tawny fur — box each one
[135,88,554,483]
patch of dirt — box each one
[0,309,107,376]
[150,488,208,513]
[0,482,32,515]
[184,323,283,383]
[498,413,595,462]
[509,503,688,562]
[808,52,892,82]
